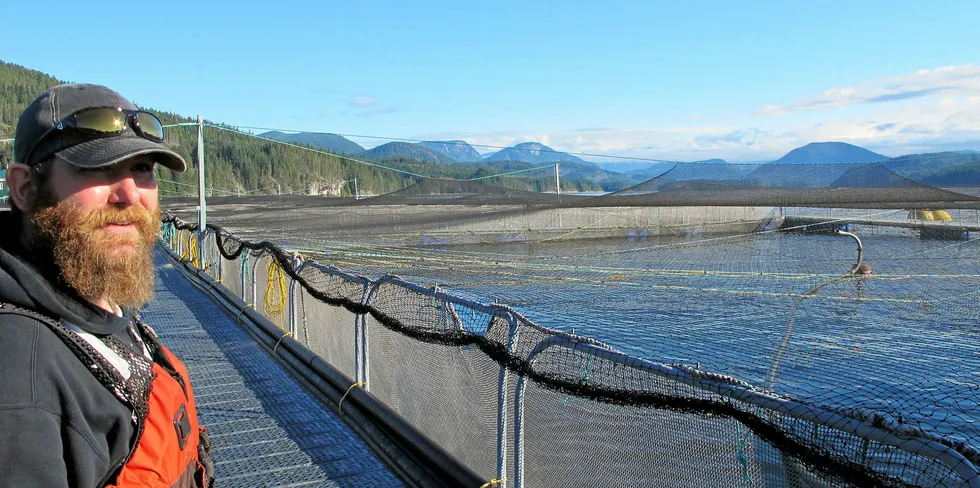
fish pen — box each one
[162,160,980,487]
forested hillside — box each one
[884,151,980,184]
[257,131,366,155]
[0,63,62,166]
[0,61,600,196]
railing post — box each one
[196,115,207,271]
[514,369,528,488]
[239,252,248,303]
[289,258,305,338]
[495,309,520,488]
[201,228,210,276]
[359,278,374,390]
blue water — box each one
[298,228,980,449]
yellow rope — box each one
[273,331,293,354]
[480,478,507,488]
[178,233,194,263]
[236,303,255,324]
[190,235,200,268]
[338,381,368,415]
[264,259,288,326]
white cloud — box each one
[758,64,980,116]
[412,65,980,161]
[339,95,400,118]
[343,96,381,107]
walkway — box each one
[141,249,403,487]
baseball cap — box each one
[14,83,186,172]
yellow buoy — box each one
[932,210,952,221]
[909,210,935,221]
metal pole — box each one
[289,260,305,338]
[353,178,359,200]
[554,163,560,196]
[496,312,520,487]
[836,230,864,272]
[360,280,375,391]
[240,254,248,303]
[196,115,207,270]
[555,163,563,228]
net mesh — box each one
[364,279,504,478]
[587,162,980,208]
[160,160,980,487]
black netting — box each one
[582,163,980,208]
[359,178,591,206]
[160,213,980,487]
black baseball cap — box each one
[14,83,186,172]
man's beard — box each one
[31,199,160,310]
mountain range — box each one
[258,131,593,167]
[256,129,980,186]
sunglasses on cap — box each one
[23,107,166,166]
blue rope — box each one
[161,222,176,246]
[735,420,752,485]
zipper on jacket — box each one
[96,411,145,487]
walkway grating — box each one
[140,249,403,487]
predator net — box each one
[162,160,980,488]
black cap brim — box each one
[57,135,187,172]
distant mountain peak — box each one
[258,131,365,155]
[772,141,888,164]
[417,140,482,162]
[362,142,457,164]
[485,142,586,164]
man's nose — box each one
[107,176,141,206]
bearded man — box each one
[0,84,213,487]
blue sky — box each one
[2,1,979,161]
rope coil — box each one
[265,259,288,325]
[179,233,199,267]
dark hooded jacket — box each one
[0,211,149,487]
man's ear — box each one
[6,163,38,213]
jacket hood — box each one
[0,211,133,335]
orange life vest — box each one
[107,343,211,488]
[0,304,214,487]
